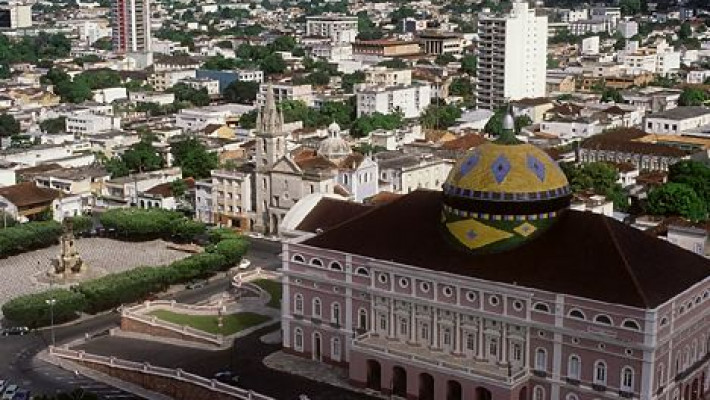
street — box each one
[0,240,283,398]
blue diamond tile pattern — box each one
[491,154,512,184]
[526,154,546,182]
[466,229,477,240]
[460,152,480,175]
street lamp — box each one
[46,298,56,346]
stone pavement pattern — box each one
[0,238,190,316]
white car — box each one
[2,384,18,400]
[238,259,251,270]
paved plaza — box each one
[0,238,190,316]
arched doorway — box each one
[475,386,493,400]
[519,386,528,400]
[312,332,322,361]
[366,359,381,391]
[691,378,699,400]
[419,373,435,400]
[684,384,690,400]
[446,380,462,400]
[392,366,407,398]
[270,214,279,235]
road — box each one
[0,241,282,398]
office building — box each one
[111,0,151,52]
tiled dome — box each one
[441,112,571,253]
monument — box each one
[50,218,87,277]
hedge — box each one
[2,229,250,326]
[0,221,63,258]
[99,208,183,239]
[67,215,93,234]
[2,289,86,329]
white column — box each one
[389,298,396,338]
[455,313,462,354]
[501,323,508,364]
[344,255,353,362]
[432,309,438,348]
[409,304,416,343]
[477,318,485,359]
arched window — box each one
[331,302,341,325]
[331,337,341,361]
[294,328,303,351]
[488,337,499,359]
[621,367,634,391]
[594,361,607,385]
[569,309,586,320]
[622,319,641,331]
[355,267,370,277]
[310,258,323,267]
[329,261,343,271]
[358,308,368,330]
[294,294,304,314]
[533,302,550,313]
[594,315,613,325]
[312,298,322,318]
[535,348,547,371]
[568,355,581,380]
[533,386,545,400]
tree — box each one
[223,80,259,104]
[342,71,365,93]
[357,11,383,40]
[119,138,164,174]
[601,88,623,103]
[377,59,408,69]
[421,104,463,130]
[239,110,258,129]
[647,183,707,221]
[0,114,20,137]
[449,77,474,98]
[460,55,477,75]
[170,138,219,179]
[40,117,66,133]
[435,53,456,66]
[678,88,707,106]
[561,162,629,211]
[667,160,710,206]
[619,0,641,15]
[351,112,404,137]
[170,83,210,106]
[678,22,692,41]
[547,55,560,69]
[319,100,356,128]
[270,36,297,52]
[260,53,286,75]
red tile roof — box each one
[0,182,60,207]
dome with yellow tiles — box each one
[441,110,571,253]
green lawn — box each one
[148,310,270,335]
[252,279,282,309]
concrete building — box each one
[149,69,196,92]
[581,36,600,55]
[476,1,547,110]
[180,77,220,96]
[356,83,431,119]
[175,104,252,132]
[364,67,412,87]
[279,119,709,400]
[644,107,710,135]
[617,20,638,39]
[352,40,421,59]
[375,151,451,194]
[111,0,151,52]
[128,91,175,105]
[258,83,314,107]
[100,167,181,207]
[418,31,464,55]
[687,70,710,85]
[0,2,32,29]
[196,69,264,93]
[305,15,358,44]
[66,111,121,135]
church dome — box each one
[318,122,351,161]
[441,121,571,253]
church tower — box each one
[254,83,287,234]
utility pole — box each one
[46,274,56,346]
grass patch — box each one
[252,279,282,308]
[148,310,270,335]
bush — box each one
[169,218,206,243]
[2,289,86,328]
[208,227,241,243]
[0,221,62,258]
[99,208,183,239]
[209,238,249,265]
[67,215,93,234]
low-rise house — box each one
[374,151,451,194]
[137,177,195,210]
[0,182,60,222]
[99,167,182,208]
[644,107,710,135]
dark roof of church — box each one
[303,190,710,308]
[296,197,372,233]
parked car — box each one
[1,327,28,336]
[12,390,30,400]
[186,280,206,290]
[213,370,239,385]
[2,384,18,400]
[238,259,251,270]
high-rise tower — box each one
[111,0,151,53]
[476,1,547,110]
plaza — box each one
[0,238,190,320]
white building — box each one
[618,41,681,75]
[559,9,588,23]
[581,36,600,55]
[476,1,547,110]
[65,111,121,135]
[305,15,359,44]
[92,87,128,104]
[175,104,252,132]
[0,2,32,29]
[234,69,264,83]
[149,69,196,91]
[569,19,607,36]
[356,83,431,119]
[128,91,175,105]
[687,70,710,84]
[150,39,188,55]
[644,107,710,135]
[180,77,220,96]
[617,20,638,39]
[258,83,314,107]
[111,0,151,52]
[375,152,452,194]
[364,67,412,87]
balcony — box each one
[351,332,529,385]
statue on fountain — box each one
[52,218,86,276]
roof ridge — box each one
[602,216,651,307]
